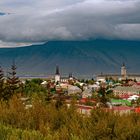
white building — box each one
[55,66,61,83]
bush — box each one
[0,95,140,139]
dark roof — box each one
[122,62,126,67]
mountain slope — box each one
[0,40,140,78]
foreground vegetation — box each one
[0,95,139,140]
[1,64,140,139]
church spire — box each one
[55,66,60,75]
[122,62,125,67]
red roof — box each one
[77,105,93,110]
[136,82,140,86]
[80,98,87,103]
[135,107,140,113]
[120,94,129,99]
[112,106,133,111]
[80,98,96,103]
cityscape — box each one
[0,0,140,139]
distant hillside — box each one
[0,12,6,16]
[0,40,140,78]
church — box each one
[97,63,140,82]
[54,66,75,83]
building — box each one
[67,85,82,95]
[121,63,127,79]
[54,66,76,83]
[97,63,140,82]
[113,86,140,97]
[77,105,94,115]
[82,88,93,98]
[55,66,61,83]
[111,106,134,115]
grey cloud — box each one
[0,0,140,47]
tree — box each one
[7,62,20,96]
[97,87,110,107]
[0,66,5,99]
[136,97,140,106]
[31,78,43,85]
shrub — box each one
[0,95,140,139]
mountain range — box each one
[0,40,140,78]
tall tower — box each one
[121,63,127,79]
[69,73,73,80]
[55,66,60,83]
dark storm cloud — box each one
[0,0,140,47]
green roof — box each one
[111,99,131,106]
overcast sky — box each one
[0,0,140,47]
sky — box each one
[0,0,140,47]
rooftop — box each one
[113,86,140,93]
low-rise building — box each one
[97,63,140,82]
[67,85,82,95]
[113,86,140,97]
[82,88,93,98]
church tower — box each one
[55,66,60,83]
[121,63,127,79]
[69,73,73,80]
